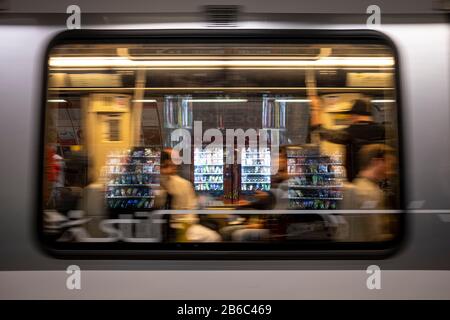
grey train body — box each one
[0,5,449,299]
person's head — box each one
[47,143,57,154]
[346,99,373,123]
[358,144,396,181]
[160,148,178,176]
[350,113,372,123]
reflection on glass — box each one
[42,41,400,246]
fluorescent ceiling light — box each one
[49,57,395,68]
[371,99,395,103]
[275,99,311,103]
[132,99,157,103]
[184,99,248,103]
[47,99,67,103]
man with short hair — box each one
[341,144,397,241]
[345,144,396,209]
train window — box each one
[40,31,403,257]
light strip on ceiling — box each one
[371,99,396,103]
[275,99,311,103]
[50,67,395,71]
[132,99,157,103]
[49,57,395,68]
[47,99,67,103]
[184,99,248,103]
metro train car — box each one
[0,0,449,299]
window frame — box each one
[37,29,406,259]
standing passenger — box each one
[309,97,386,181]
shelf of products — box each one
[287,147,345,209]
[194,147,224,192]
[241,147,271,192]
[105,147,160,210]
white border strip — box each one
[1,270,450,300]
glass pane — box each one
[42,36,401,251]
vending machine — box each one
[240,147,271,193]
[193,146,224,194]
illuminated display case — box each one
[193,147,224,193]
[241,147,271,192]
[105,147,160,210]
[287,147,344,209]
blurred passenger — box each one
[341,144,396,241]
[309,97,385,181]
[46,144,65,207]
[275,146,332,240]
[158,148,198,211]
[157,148,221,242]
[221,147,290,241]
[269,146,290,210]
